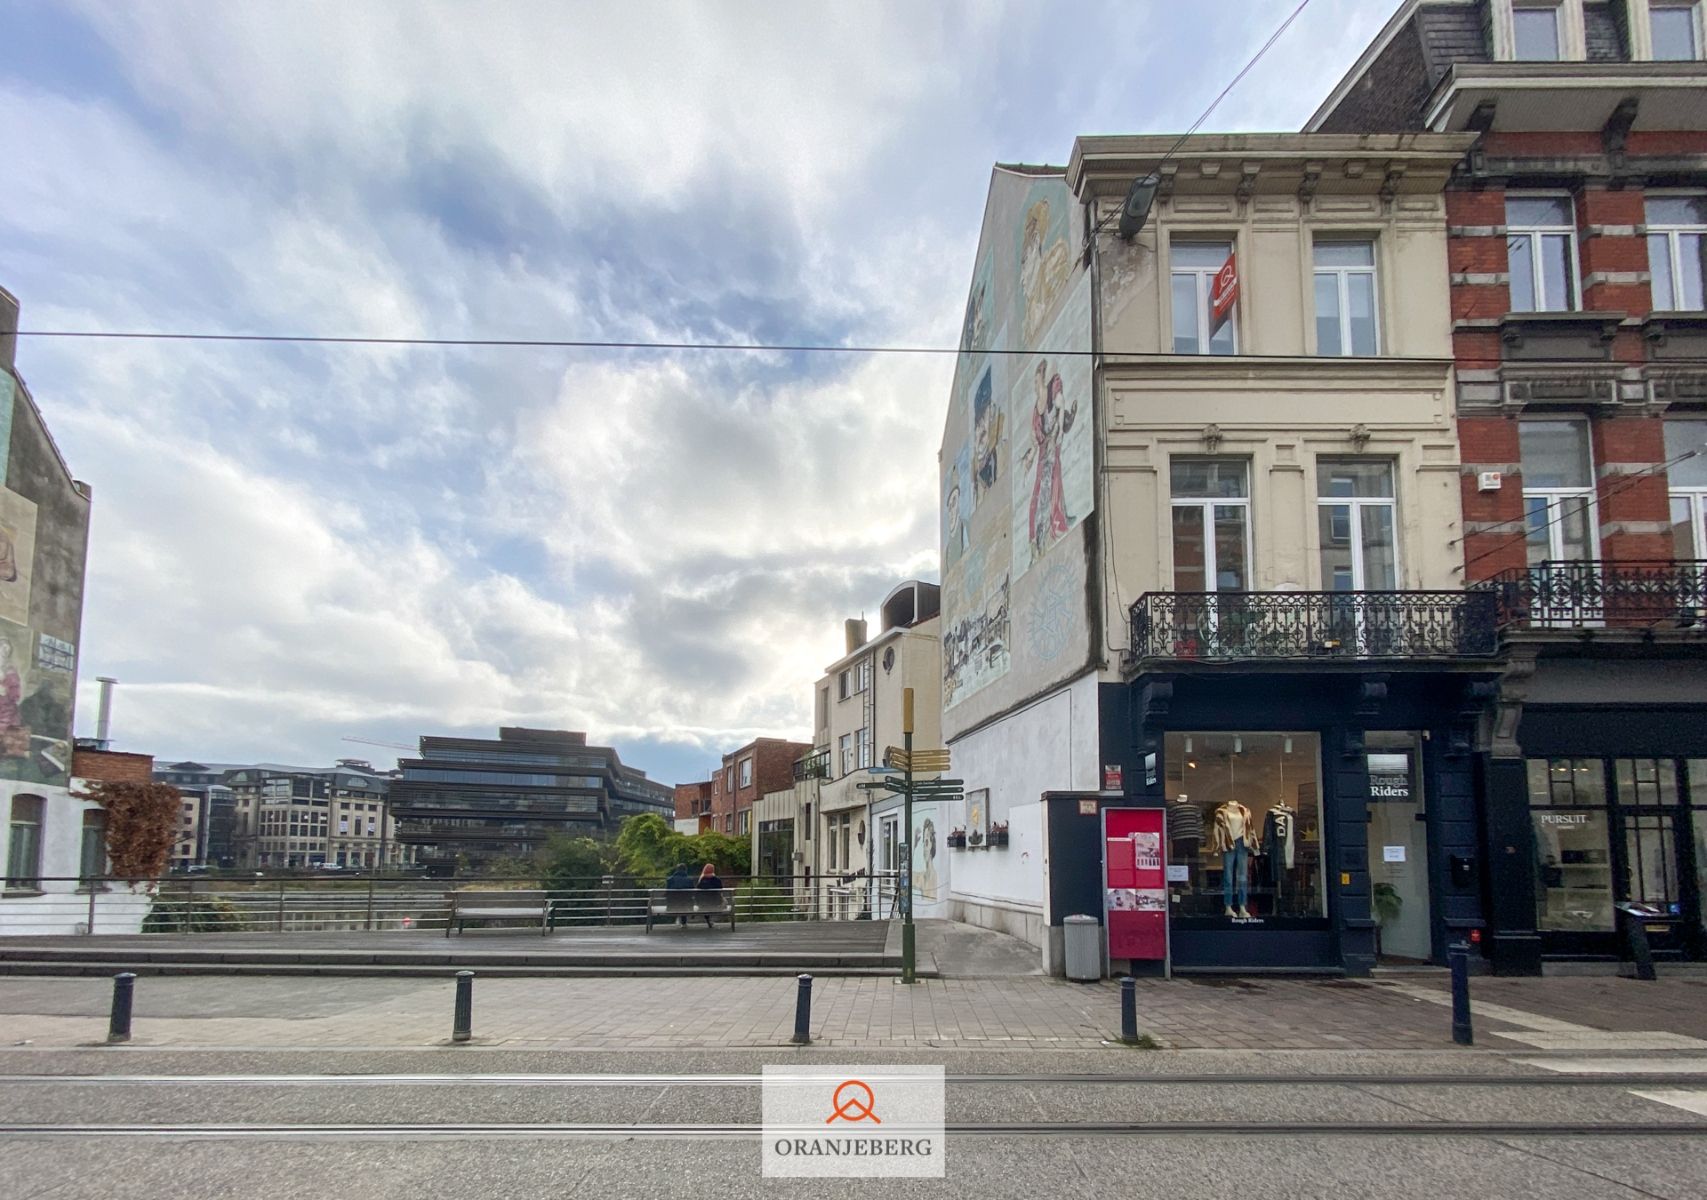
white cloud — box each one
[12,0,1390,782]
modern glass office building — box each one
[389,727,673,869]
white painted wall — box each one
[945,670,1099,953]
[0,779,150,936]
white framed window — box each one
[1513,1,1563,60]
[1647,195,1707,311]
[837,670,849,700]
[856,659,871,694]
[838,734,853,776]
[1666,420,1707,557]
[739,758,753,789]
[855,727,873,770]
[1507,194,1580,312]
[1170,240,1237,355]
[1170,459,1250,591]
[1652,2,1703,59]
[1520,419,1599,563]
[1317,461,1400,590]
[1313,240,1380,356]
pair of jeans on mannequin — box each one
[1221,840,1249,911]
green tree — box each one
[615,813,693,879]
[613,813,751,880]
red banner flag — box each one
[1210,250,1238,326]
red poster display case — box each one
[1102,807,1170,974]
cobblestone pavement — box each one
[0,973,1543,1051]
[4,969,1706,1053]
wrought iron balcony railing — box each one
[1476,560,1707,630]
[792,750,831,782]
[1129,589,1501,664]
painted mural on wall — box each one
[969,356,1006,510]
[943,446,971,571]
[941,548,1009,709]
[0,488,38,627]
[0,376,83,788]
[1018,178,1072,348]
[0,613,73,785]
[940,168,1094,722]
[1011,276,1094,579]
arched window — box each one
[6,794,46,889]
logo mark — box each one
[826,1079,881,1125]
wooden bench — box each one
[445,890,551,936]
[644,888,735,932]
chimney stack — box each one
[844,618,868,655]
[95,676,118,748]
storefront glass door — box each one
[1528,756,1704,956]
[1367,746,1432,961]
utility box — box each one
[1064,914,1102,981]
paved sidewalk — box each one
[4,969,1706,1053]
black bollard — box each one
[1449,941,1473,1047]
[791,973,813,1045]
[1120,976,1139,1044]
[1627,917,1657,982]
[452,970,474,1043]
[107,972,136,1044]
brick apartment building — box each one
[673,779,714,833]
[1312,0,1707,972]
[678,737,812,838]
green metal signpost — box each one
[857,687,961,985]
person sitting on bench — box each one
[695,863,723,928]
[666,862,694,927]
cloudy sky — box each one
[2,0,1388,785]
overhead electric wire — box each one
[1455,443,1704,575]
[1089,0,1315,239]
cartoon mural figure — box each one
[943,447,972,570]
[913,814,940,903]
[1023,358,1078,559]
[961,281,989,354]
[1020,198,1071,347]
[971,366,1003,505]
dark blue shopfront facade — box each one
[1096,671,1492,975]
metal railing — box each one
[792,750,830,782]
[1478,559,1707,630]
[1129,589,1501,663]
[0,872,902,937]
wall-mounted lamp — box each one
[1184,737,1193,754]
[1233,736,1243,754]
[1284,737,1293,754]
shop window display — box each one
[1528,758,1614,932]
[1163,733,1324,920]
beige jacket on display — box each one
[1208,802,1255,855]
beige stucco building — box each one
[938,132,1500,975]
[768,580,942,919]
[1079,133,1477,621]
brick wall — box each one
[1447,163,1698,582]
[72,748,155,785]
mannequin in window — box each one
[1166,794,1203,869]
[1209,799,1255,918]
[1262,801,1296,907]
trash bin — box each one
[1064,914,1102,982]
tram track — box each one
[3,1119,1706,1140]
[6,1071,1707,1088]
